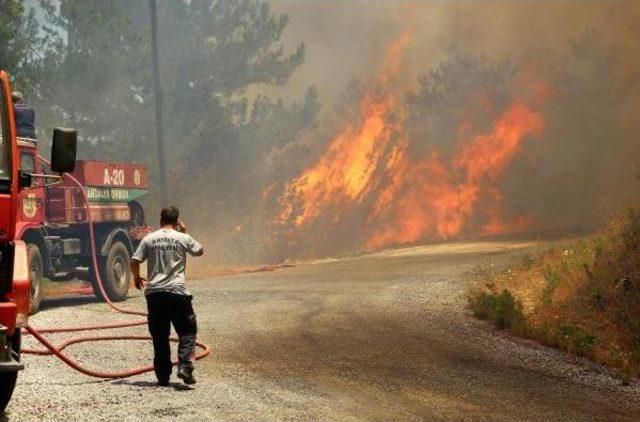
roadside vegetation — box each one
[468,204,640,378]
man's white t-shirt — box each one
[132,228,203,296]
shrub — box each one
[469,289,494,320]
[541,265,560,305]
[557,324,597,356]
[468,288,526,332]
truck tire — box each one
[91,241,130,302]
[0,370,17,415]
[28,244,44,315]
[0,329,20,415]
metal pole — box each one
[148,0,168,205]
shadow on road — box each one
[38,292,143,311]
[221,303,640,421]
[39,295,101,311]
[113,379,194,391]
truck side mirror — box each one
[50,127,77,173]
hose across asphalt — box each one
[20,157,211,379]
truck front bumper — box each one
[0,325,23,373]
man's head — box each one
[160,205,179,227]
[11,91,23,103]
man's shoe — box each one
[177,368,196,385]
[157,379,170,387]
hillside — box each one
[468,204,640,379]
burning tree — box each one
[275,32,546,257]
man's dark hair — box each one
[160,206,179,226]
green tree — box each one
[31,0,317,250]
[34,0,151,156]
[0,0,47,90]
[157,0,306,185]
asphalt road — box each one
[4,241,640,421]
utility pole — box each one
[148,0,168,205]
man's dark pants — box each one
[146,292,198,383]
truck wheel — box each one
[91,241,130,302]
[28,244,44,315]
[0,371,17,415]
[0,329,20,415]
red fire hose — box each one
[20,157,211,379]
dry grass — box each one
[468,203,640,378]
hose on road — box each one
[20,157,211,379]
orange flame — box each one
[278,29,412,227]
[277,29,545,253]
[366,103,543,249]
[278,93,396,226]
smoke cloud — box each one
[24,1,639,266]
[218,0,640,262]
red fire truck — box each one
[1,69,150,413]
[0,70,77,413]
[18,147,150,314]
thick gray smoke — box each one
[233,0,640,262]
[16,0,640,267]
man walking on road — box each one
[130,206,204,386]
